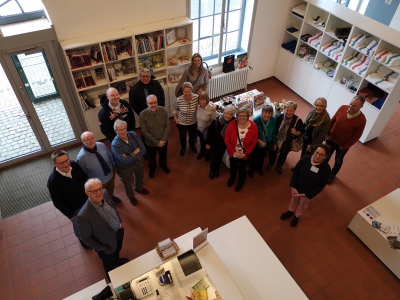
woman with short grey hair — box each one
[267,100,304,174]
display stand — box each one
[348,188,400,279]
[275,0,400,143]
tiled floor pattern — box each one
[1,77,399,299]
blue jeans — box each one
[325,139,348,175]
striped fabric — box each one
[173,94,199,125]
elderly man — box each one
[76,131,121,203]
[99,87,136,142]
[326,95,366,184]
[47,150,90,249]
[111,119,149,206]
[139,94,170,178]
[77,178,129,281]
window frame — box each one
[0,0,46,25]
[188,0,249,63]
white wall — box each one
[41,0,290,84]
[390,3,400,31]
[42,0,186,41]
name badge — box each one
[310,166,319,173]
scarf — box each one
[139,80,156,95]
[347,110,361,119]
[83,144,111,176]
[219,115,229,137]
[305,109,327,132]
[277,115,292,141]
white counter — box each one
[348,188,400,278]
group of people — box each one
[46,53,368,282]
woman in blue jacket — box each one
[248,105,277,177]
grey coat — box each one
[77,190,122,254]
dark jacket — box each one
[77,190,122,254]
[129,80,165,115]
[98,96,136,142]
[290,155,331,199]
[304,109,331,148]
[206,116,236,151]
[275,114,305,153]
[47,161,88,219]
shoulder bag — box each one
[291,117,304,152]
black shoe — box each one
[291,166,296,171]
[277,166,283,174]
[161,166,170,174]
[180,148,185,156]
[112,196,122,203]
[327,174,336,184]
[257,170,264,176]
[79,239,91,250]
[117,258,130,266]
[129,197,138,206]
[197,151,205,159]
[266,164,273,172]
[280,211,294,220]
[227,177,235,187]
[291,216,299,227]
[205,152,211,162]
[209,170,215,179]
[214,169,220,178]
[135,188,149,195]
[149,169,155,179]
[235,184,243,192]
[190,145,197,153]
[248,170,254,178]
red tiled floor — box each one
[0,78,400,299]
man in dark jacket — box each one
[98,87,136,142]
[47,150,90,249]
[129,68,165,116]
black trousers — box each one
[210,145,226,171]
[269,148,289,167]
[97,227,124,281]
[197,130,207,153]
[326,138,348,175]
[249,147,268,172]
[176,123,197,149]
[229,157,248,185]
[147,142,168,170]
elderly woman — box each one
[175,53,209,97]
[173,82,198,156]
[206,104,236,179]
[292,98,331,170]
[224,108,258,192]
[248,105,277,177]
[266,100,304,174]
[196,92,216,160]
[280,144,331,227]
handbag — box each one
[223,54,235,73]
[291,117,303,152]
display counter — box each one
[348,188,400,279]
[65,216,307,299]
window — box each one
[189,0,254,62]
[0,0,46,25]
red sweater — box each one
[328,105,366,150]
[225,120,258,159]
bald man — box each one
[98,87,136,142]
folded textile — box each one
[366,72,395,92]
[292,4,307,18]
[360,40,378,57]
[287,27,299,33]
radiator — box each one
[208,67,250,99]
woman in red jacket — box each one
[224,108,258,192]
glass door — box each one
[0,44,80,166]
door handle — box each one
[19,86,27,97]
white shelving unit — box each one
[275,0,400,143]
[60,17,192,139]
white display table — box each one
[348,188,400,279]
[65,216,307,299]
[63,280,114,300]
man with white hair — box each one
[76,131,121,203]
[77,178,129,281]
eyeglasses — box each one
[87,188,103,193]
[141,75,150,78]
[147,102,157,105]
[116,128,127,132]
[314,151,326,157]
[55,159,70,165]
